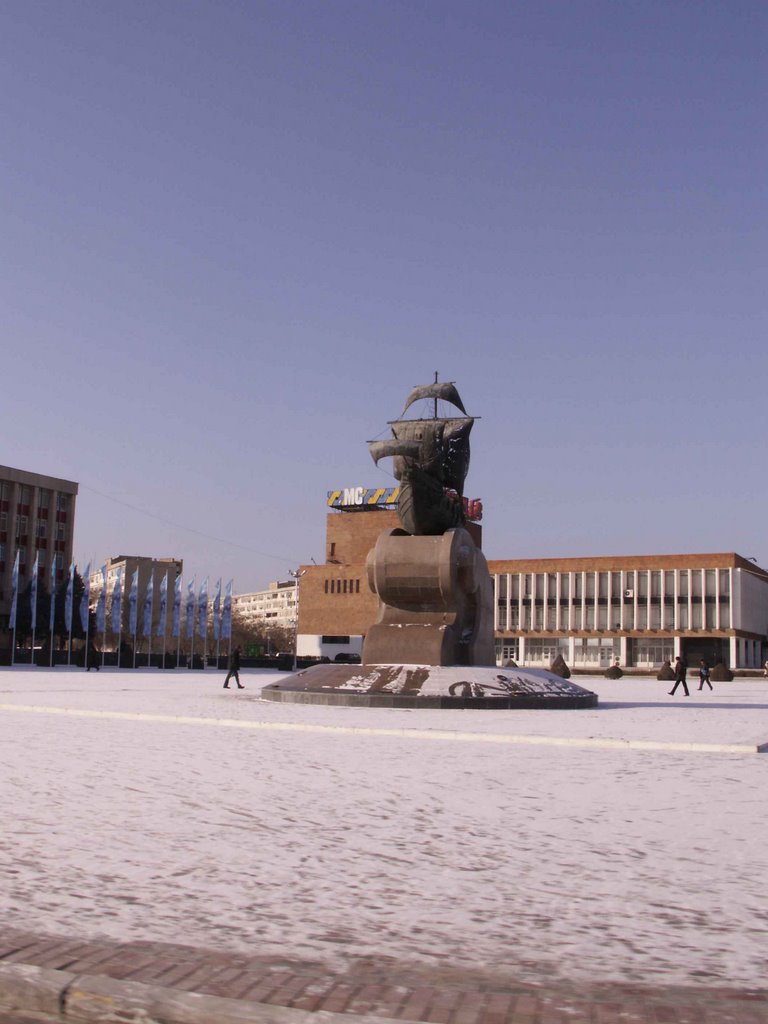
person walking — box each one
[86,642,101,672]
[669,655,689,697]
[223,645,243,689]
[698,659,713,691]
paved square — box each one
[1,667,767,996]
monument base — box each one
[260,664,597,709]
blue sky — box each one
[3,1,767,590]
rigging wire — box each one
[79,483,300,565]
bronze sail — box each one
[367,379,475,535]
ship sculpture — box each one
[368,377,474,536]
[260,374,598,708]
[361,375,495,667]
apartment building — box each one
[233,580,297,632]
[0,464,78,631]
[89,555,183,648]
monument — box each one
[262,377,597,708]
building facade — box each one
[296,507,768,669]
[89,555,183,650]
[233,580,298,634]
[0,464,78,631]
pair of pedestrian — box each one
[668,657,712,697]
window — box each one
[15,515,28,537]
[0,511,6,531]
[0,481,10,500]
[20,486,31,505]
[499,639,519,664]
[38,490,50,509]
[56,494,69,512]
[35,520,46,539]
[497,574,507,600]
[635,638,673,666]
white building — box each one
[233,580,297,633]
[491,553,768,670]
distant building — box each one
[89,556,182,648]
[0,464,78,631]
[296,501,768,670]
[233,581,297,633]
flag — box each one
[172,574,182,639]
[128,569,139,637]
[142,574,154,638]
[8,550,20,630]
[64,562,74,633]
[212,578,222,641]
[157,572,168,638]
[95,564,107,634]
[79,561,91,632]
[221,580,233,640]
[49,554,57,634]
[110,569,123,633]
[197,577,208,641]
[30,552,40,631]
[185,577,196,639]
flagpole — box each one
[84,594,90,672]
[10,551,19,668]
[175,577,181,670]
[67,564,73,666]
[49,556,56,668]
[117,574,123,670]
[148,570,153,670]
[227,577,233,663]
[31,562,36,668]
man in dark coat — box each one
[669,655,689,697]
[223,645,243,689]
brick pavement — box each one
[0,927,766,1023]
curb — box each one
[0,963,405,1024]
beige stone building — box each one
[0,464,78,631]
[89,555,183,651]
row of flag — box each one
[7,552,233,642]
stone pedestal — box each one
[362,527,495,667]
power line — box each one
[79,483,300,565]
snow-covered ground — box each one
[1,667,767,989]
